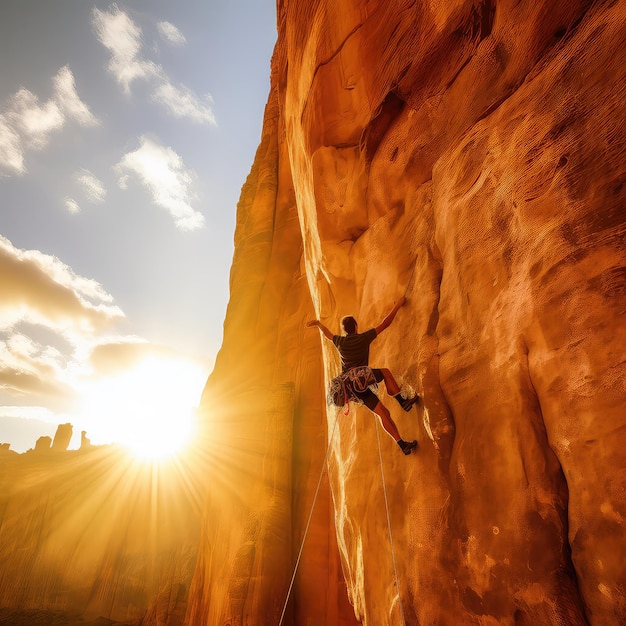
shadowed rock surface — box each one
[187,1,626,624]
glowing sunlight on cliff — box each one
[79,357,205,460]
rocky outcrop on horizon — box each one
[187,1,626,624]
[51,423,73,452]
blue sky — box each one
[0,0,277,452]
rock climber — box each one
[307,297,419,455]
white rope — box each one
[278,408,341,625]
[375,419,407,626]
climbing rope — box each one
[278,407,341,626]
[375,419,408,626]
[279,408,408,626]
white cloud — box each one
[76,169,106,203]
[0,115,24,175]
[0,66,98,176]
[92,5,161,93]
[0,235,123,334]
[115,136,204,231]
[93,6,216,125]
[9,89,64,150]
[153,81,216,125]
[65,197,81,214]
[53,66,99,127]
[157,21,187,47]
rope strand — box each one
[375,419,407,626]
[278,408,341,625]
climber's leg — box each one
[371,401,402,441]
[378,368,420,411]
[379,368,401,395]
[371,401,417,455]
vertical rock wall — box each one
[189,1,626,624]
[186,69,357,626]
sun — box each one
[78,356,206,461]
[122,407,194,461]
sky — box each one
[0,0,277,453]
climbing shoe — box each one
[398,439,418,455]
[395,394,420,412]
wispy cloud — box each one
[53,66,99,127]
[115,136,204,231]
[64,197,81,214]
[153,81,216,125]
[0,66,98,176]
[93,5,216,125]
[157,21,187,47]
[92,4,160,94]
[64,169,106,214]
[76,169,106,204]
[0,116,24,174]
[9,89,64,150]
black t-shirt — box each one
[332,328,377,372]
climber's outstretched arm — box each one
[375,296,407,335]
[307,319,333,340]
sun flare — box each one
[79,356,205,461]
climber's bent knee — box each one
[356,388,380,411]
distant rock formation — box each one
[187,1,626,625]
[51,422,73,451]
[80,429,91,449]
[34,435,52,452]
[0,442,17,458]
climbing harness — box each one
[327,366,379,415]
[375,418,408,626]
[278,408,341,626]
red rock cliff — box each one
[187,1,626,624]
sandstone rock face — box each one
[188,1,626,624]
[186,76,357,626]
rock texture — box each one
[188,1,626,625]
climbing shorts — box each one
[327,367,383,411]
